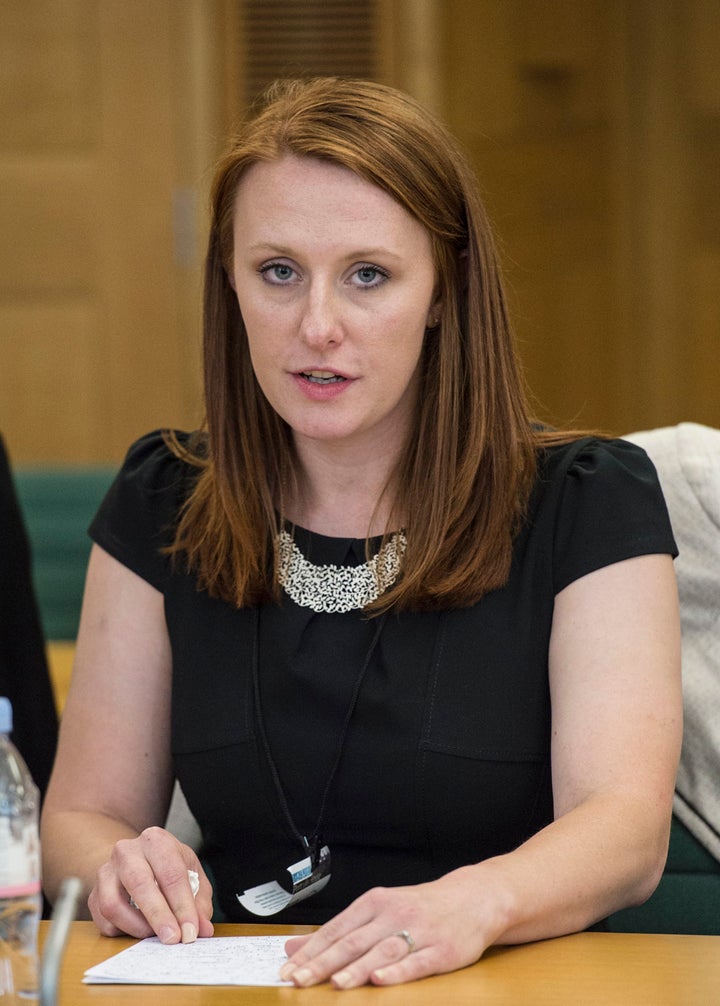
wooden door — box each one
[0,0,226,464]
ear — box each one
[226,263,237,292]
[426,294,442,329]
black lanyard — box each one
[251,607,388,868]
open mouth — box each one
[301,371,346,385]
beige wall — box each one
[1,1,718,464]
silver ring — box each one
[391,929,416,953]
[129,895,140,909]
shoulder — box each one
[528,435,678,594]
[534,435,673,519]
[624,422,720,625]
[624,423,720,530]
[100,429,206,524]
[537,434,661,487]
[88,429,203,590]
[114,429,201,492]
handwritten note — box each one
[83,935,292,986]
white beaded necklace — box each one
[276,528,407,613]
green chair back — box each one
[13,467,116,640]
[607,816,720,935]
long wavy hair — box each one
[168,76,576,611]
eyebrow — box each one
[245,243,404,263]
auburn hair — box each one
[167,76,578,611]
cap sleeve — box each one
[89,430,195,592]
[549,437,678,594]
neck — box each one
[285,438,402,538]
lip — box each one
[291,368,355,401]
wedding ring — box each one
[392,929,417,953]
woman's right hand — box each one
[88,826,214,943]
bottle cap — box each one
[0,696,12,733]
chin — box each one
[291,418,371,446]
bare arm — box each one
[279,553,682,988]
[41,544,213,942]
[468,551,682,942]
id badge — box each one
[236,845,331,916]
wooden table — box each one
[39,922,720,1004]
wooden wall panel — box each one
[443,0,719,434]
[687,0,720,114]
[0,0,99,152]
[0,303,101,460]
[0,0,212,465]
[445,0,619,429]
[0,163,99,297]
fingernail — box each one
[181,923,197,944]
[292,967,314,986]
[278,962,296,980]
[331,970,354,989]
[158,925,178,945]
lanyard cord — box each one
[251,607,388,864]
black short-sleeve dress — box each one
[89,431,677,924]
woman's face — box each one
[230,154,439,458]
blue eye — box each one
[260,262,296,283]
[353,265,388,288]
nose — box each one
[298,281,344,349]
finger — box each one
[112,830,185,944]
[331,932,422,990]
[194,873,215,939]
[280,923,363,981]
[153,865,200,944]
[283,933,313,957]
[289,930,417,990]
[185,861,215,936]
[282,895,377,970]
[87,884,124,938]
[138,834,214,940]
[123,875,181,945]
[369,947,441,988]
[89,867,155,940]
[164,866,214,941]
[107,864,214,942]
[136,824,218,941]
[156,851,214,940]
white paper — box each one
[83,935,292,986]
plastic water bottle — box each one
[0,697,41,1001]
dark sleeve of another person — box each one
[0,434,58,799]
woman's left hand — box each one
[279,868,497,989]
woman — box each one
[41,77,681,989]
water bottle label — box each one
[0,880,41,898]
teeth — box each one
[302,371,344,384]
